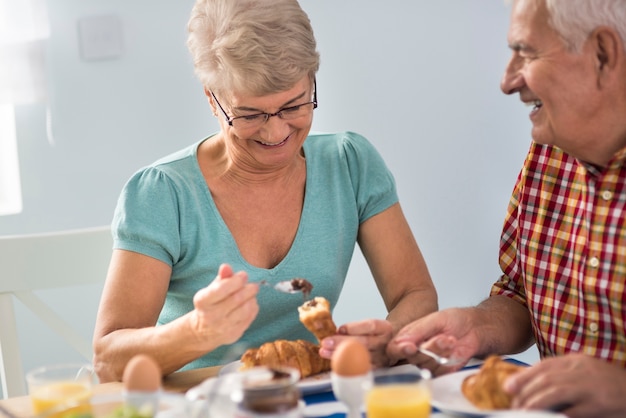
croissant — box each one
[461,355,524,410]
[298,297,337,343]
[240,339,331,378]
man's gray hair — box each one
[546,0,626,52]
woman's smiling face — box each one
[211,76,315,171]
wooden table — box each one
[0,366,221,418]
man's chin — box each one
[530,128,556,148]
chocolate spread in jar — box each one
[240,368,301,414]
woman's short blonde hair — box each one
[187,0,320,96]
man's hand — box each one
[505,353,626,418]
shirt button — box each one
[601,190,613,201]
[589,322,599,333]
[589,257,600,268]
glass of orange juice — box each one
[365,366,432,418]
[26,363,96,418]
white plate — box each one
[429,369,518,417]
[428,368,567,418]
[219,360,332,395]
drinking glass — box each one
[365,366,431,418]
[26,363,96,418]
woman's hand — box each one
[190,263,259,349]
[505,353,626,418]
[320,319,394,368]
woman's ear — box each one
[205,87,218,117]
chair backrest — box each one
[0,226,112,398]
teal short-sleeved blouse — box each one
[112,131,398,369]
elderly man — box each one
[386,0,626,417]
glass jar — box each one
[233,367,303,418]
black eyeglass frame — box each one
[210,79,317,128]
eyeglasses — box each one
[210,80,317,131]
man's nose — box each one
[500,56,523,95]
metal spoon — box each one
[418,346,464,367]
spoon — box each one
[418,346,464,367]
[259,278,312,298]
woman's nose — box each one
[258,113,291,142]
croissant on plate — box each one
[240,339,331,379]
[461,355,525,410]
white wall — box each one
[0,1,539,396]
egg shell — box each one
[122,354,162,392]
[331,338,371,376]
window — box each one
[0,104,22,215]
[0,0,49,215]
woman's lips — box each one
[255,135,290,147]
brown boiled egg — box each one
[122,354,162,392]
[331,338,371,376]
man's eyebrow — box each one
[508,42,532,52]
[235,91,307,113]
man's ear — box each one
[591,26,622,82]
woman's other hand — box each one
[320,319,394,368]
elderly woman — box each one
[93,0,437,382]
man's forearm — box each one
[473,295,535,356]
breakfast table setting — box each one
[0,355,570,418]
[0,285,558,418]
[0,286,555,418]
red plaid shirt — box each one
[491,142,626,366]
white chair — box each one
[0,226,112,398]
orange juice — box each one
[31,381,93,418]
[365,383,431,418]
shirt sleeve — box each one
[111,166,182,266]
[490,163,529,307]
[341,131,398,223]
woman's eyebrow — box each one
[235,90,307,112]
